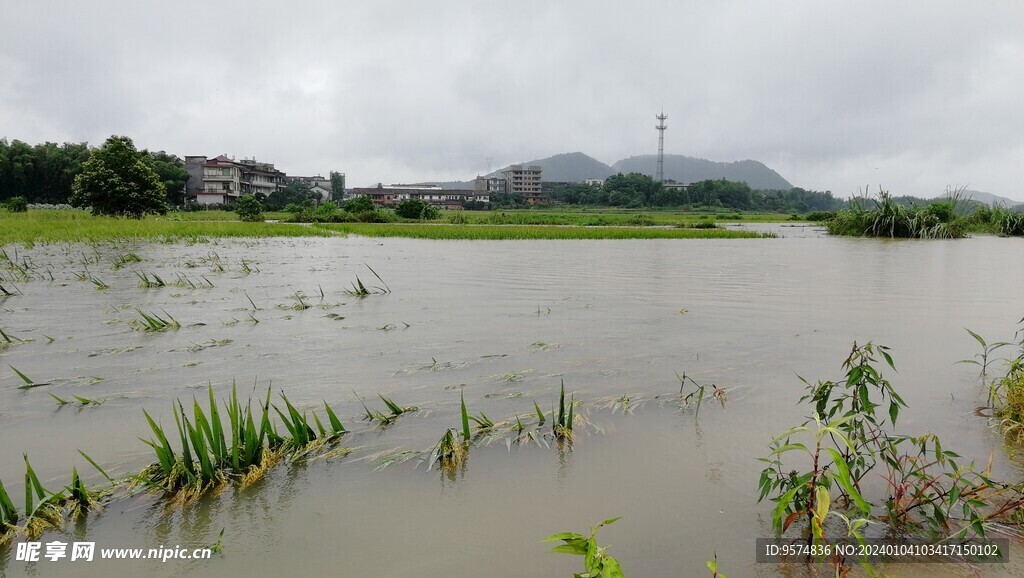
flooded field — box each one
[2,227,1024,576]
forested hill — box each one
[611,155,793,190]
[447,152,795,191]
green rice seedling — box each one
[543,517,624,578]
[134,309,181,331]
[240,259,259,274]
[22,455,66,539]
[553,380,575,440]
[463,392,494,431]
[89,275,110,290]
[135,270,166,288]
[534,400,546,425]
[243,291,259,310]
[287,291,311,310]
[354,391,395,424]
[378,394,417,416]
[112,252,142,269]
[0,327,25,344]
[345,263,391,296]
[0,480,17,542]
[429,428,467,472]
[10,364,48,389]
[346,276,371,296]
[461,391,472,441]
[64,468,100,520]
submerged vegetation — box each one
[758,341,1024,574]
[544,517,624,578]
[963,320,1024,440]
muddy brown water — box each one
[2,227,1024,576]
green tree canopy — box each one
[146,150,189,206]
[70,136,168,217]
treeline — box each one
[0,138,188,205]
[523,172,844,212]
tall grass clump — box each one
[826,190,967,239]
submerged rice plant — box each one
[345,263,391,296]
[133,309,181,331]
[553,380,575,440]
[135,270,166,288]
[139,385,348,502]
[112,252,142,269]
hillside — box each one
[437,151,794,190]
[612,155,793,190]
[949,189,1023,207]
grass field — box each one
[317,222,771,239]
[0,209,779,245]
[0,210,330,245]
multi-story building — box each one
[350,184,490,210]
[474,176,507,195]
[184,155,285,205]
[501,165,544,203]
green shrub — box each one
[234,195,264,222]
[6,196,28,213]
[344,195,375,213]
[396,198,439,220]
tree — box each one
[344,195,375,214]
[396,198,439,219]
[70,136,168,217]
[264,182,317,211]
[329,171,346,203]
[235,194,263,222]
[146,151,189,206]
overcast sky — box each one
[1,1,1022,199]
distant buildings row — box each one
[184,155,552,209]
[185,155,334,206]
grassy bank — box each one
[317,222,771,239]
[440,209,798,227]
[0,210,330,245]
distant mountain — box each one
[612,155,793,190]
[947,189,1023,207]
[508,152,616,182]
[434,151,794,190]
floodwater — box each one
[2,227,1023,577]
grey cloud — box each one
[1,0,1022,199]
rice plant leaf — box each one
[9,364,41,387]
[460,390,471,441]
[534,401,545,425]
[78,450,114,485]
[324,401,345,434]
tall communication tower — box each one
[655,110,668,182]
